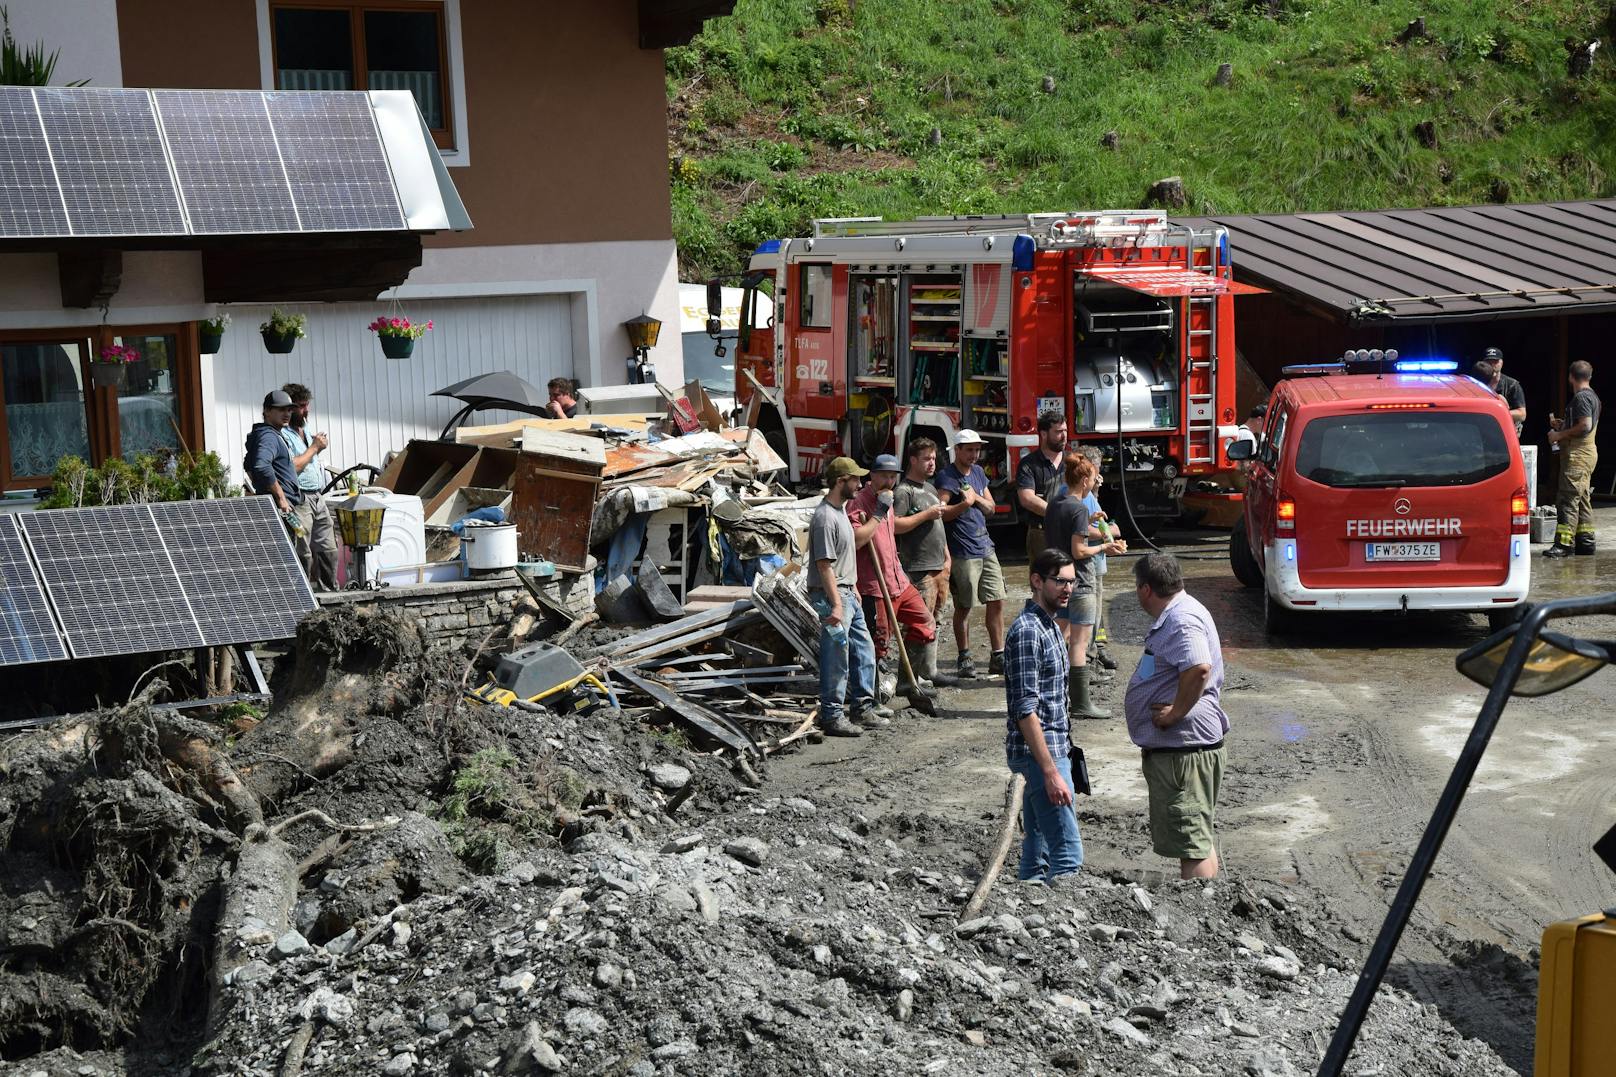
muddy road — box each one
[769,510,1616,1074]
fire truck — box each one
[727,211,1264,530]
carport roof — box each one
[1177,200,1616,324]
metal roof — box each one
[1178,200,1616,324]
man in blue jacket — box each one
[244,389,304,539]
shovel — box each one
[872,568,939,717]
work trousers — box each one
[293,492,340,591]
[1554,438,1599,546]
[911,564,950,621]
[809,585,876,724]
[863,581,937,657]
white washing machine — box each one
[345,490,425,584]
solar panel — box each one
[267,91,405,231]
[151,497,316,646]
[34,87,187,236]
[0,515,68,666]
[0,88,70,239]
[156,90,300,235]
[21,504,205,659]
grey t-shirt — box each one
[1043,495,1095,594]
[892,476,947,574]
[809,498,856,591]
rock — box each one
[1041,74,1056,93]
[648,763,692,792]
[956,917,993,938]
[692,881,720,923]
[508,861,539,884]
[652,1040,698,1060]
[391,921,413,949]
[382,1053,415,1076]
[324,928,359,956]
[1104,1016,1151,1046]
[1236,933,1267,954]
[564,1007,609,1037]
[503,1022,562,1074]
[454,990,478,1014]
[1256,955,1300,981]
[1214,62,1233,86]
[423,1011,453,1033]
[782,796,817,815]
[812,944,832,965]
[991,913,1025,936]
[660,833,703,855]
[593,963,622,989]
[299,986,354,1026]
[964,1029,986,1046]
[724,836,769,866]
[1130,887,1153,914]
[895,989,915,1021]
[228,959,272,986]
[1127,1004,1167,1023]
[1246,1046,1300,1077]
[1090,924,1122,943]
[1144,176,1187,209]
[1050,993,1091,1016]
[654,884,697,914]
[272,929,312,960]
[498,969,537,994]
[1101,130,1120,150]
[1231,1020,1261,1038]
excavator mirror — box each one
[1457,624,1614,697]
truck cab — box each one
[1229,352,1531,635]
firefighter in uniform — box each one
[1544,360,1601,558]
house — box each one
[0,0,733,492]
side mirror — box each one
[1226,440,1255,462]
[705,316,722,338]
[1456,622,1615,697]
[706,281,723,320]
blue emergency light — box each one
[753,239,782,255]
[1394,359,1459,373]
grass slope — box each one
[667,0,1616,279]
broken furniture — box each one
[510,427,606,572]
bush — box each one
[39,450,232,509]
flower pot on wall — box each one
[262,329,299,354]
[199,330,224,354]
[378,335,415,359]
[89,362,126,389]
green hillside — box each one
[667,0,1616,279]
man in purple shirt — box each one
[1123,554,1229,880]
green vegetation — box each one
[669,0,1616,278]
[439,746,587,873]
[41,451,232,509]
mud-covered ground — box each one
[5,507,1612,1076]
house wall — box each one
[0,253,207,329]
[113,0,684,387]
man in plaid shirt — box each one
[1004,548,1085,883]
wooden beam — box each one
[57,249,122,309]
[638,0,735,48]
[201,235,423,303]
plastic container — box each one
[461,523,518,571]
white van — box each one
[678,283,744,415]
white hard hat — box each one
[953,429,984,447]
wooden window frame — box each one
[0,323,204,492]
[269,0,455,150]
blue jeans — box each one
[810,586,876,724]
[1009,754,1084,882]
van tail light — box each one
[1511,487,1529,534]
[1276,495,1296,533]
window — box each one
[272,2,453,148]
[115,334,183,462]
[800,265,833,329]
[1295,412,1511,488]
[1,338,90,484]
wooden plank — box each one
[617,611,765,665]
[606,600,752,655]
[751,570,821,673]
[612,667,759,757]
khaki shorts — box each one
[949,550,1006,610]
[1142,744,1226,860]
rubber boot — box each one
[1069,666,1110,720]
[904,640,940,696]
[1543,543,1574,559]
[1575,534,1597,556]
[1093,642,1118,671]
[919,640,956,687]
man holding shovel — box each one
[848,454,940,715]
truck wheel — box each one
[1229,523,1262,588]
[764,427,789,473]
[1264,591,1293,638]
[1486,604,1527,634]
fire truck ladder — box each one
[1177,226,1224,469]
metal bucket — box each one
[461,523,519,571]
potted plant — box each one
[90,343,139,389]
[368,315,434,359]
[198,312,230,354]
[260,308,307,354]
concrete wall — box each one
[0,252,207,330]
[3,0,123,86]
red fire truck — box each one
[727,211,1264,530]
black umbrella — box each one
[431,370,553,439]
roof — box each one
[1285,373,1498,406]
[1178,200,1616,324]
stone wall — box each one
[317,574,527,652]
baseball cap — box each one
[263,389,294,409]
[953,429,984,447]
[1483,346,1503,361]
[870,453,901,473]
[822,456,870,482]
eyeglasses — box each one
[1044,577,1076,589]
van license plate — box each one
[1367,542,1440,561]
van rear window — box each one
[1294,412,1511,488]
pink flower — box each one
[425,320,433,331]
[391,317,403,328]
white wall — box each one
[0,252,206,329]
[203,295,573,484]
[399,237,684,390]
[2,0,123,86]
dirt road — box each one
[769,513,1616,1074]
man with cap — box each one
[807,457,879,737]
[1474,347,1525,437]
[848,453,939,703]
[244,390,304,542]
[937,429,1007,679]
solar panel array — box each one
[0,497,316,666]
[0,87,405,239]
